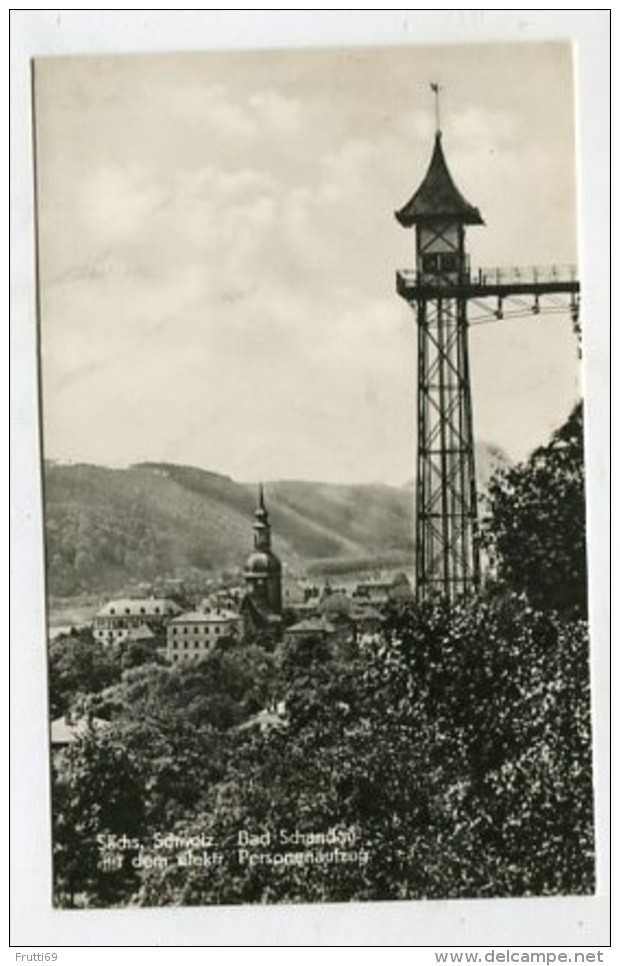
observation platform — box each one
[396,264,580,301]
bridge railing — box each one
[397,264,578,288]
[473,264,578,286]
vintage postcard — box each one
[29,38,599,917]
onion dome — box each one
[245,550,282,576]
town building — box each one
[124,623,157,646]
[283,579,390,647]
[201,587,244,612]
[92,597,182,646]
[284,615,336,647]
[349,603,384,647]
[236,700,288,735]
[352,572,413,606]
[50,714,109,761]
[282,579,307,609]
[166,606,242,665]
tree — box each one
[118,637,167,672]
[484,402,588,618]
[48,629,121,718]
[52,733,145,907]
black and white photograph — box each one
[13,16,608,940]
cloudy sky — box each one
[34,42,581,484]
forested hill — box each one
[43,445,508,597]
[43,462,412,596]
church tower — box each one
[243,484,282,615]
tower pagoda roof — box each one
[395,132,483,227]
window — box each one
[439,252,459,274]
[422,252,460,276]
[422,253,439,274]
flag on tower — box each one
[430,82,439,92]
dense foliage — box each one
[50,642,276,906]
[49,630,122,718]
[133,597,593,906]
[49,410,593,908]
[50,595,594,907]
[484,402,588,619]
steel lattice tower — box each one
[396,129,483,603]
[396,121,579,604]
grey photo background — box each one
[11,10,609,947]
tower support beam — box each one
[414,294,479,603]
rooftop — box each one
[125,623,156,642]
[50,715,109,746]
[97,597,182,618]
[350,605,384,621]
[286,617,336,634]
[169,608,240,625]
[395,133,483,227]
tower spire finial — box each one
[258,481,265,511]
[430,81,441,135]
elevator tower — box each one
[396,127,483,602]
[396,100,580,604]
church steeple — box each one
[253,483,272,551]
[244,483,282,616]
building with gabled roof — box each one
[166,606,242,665]
[50,714,109,751]
[284,615,336,646]
[93,596,182,645]
[125,623,156,644]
